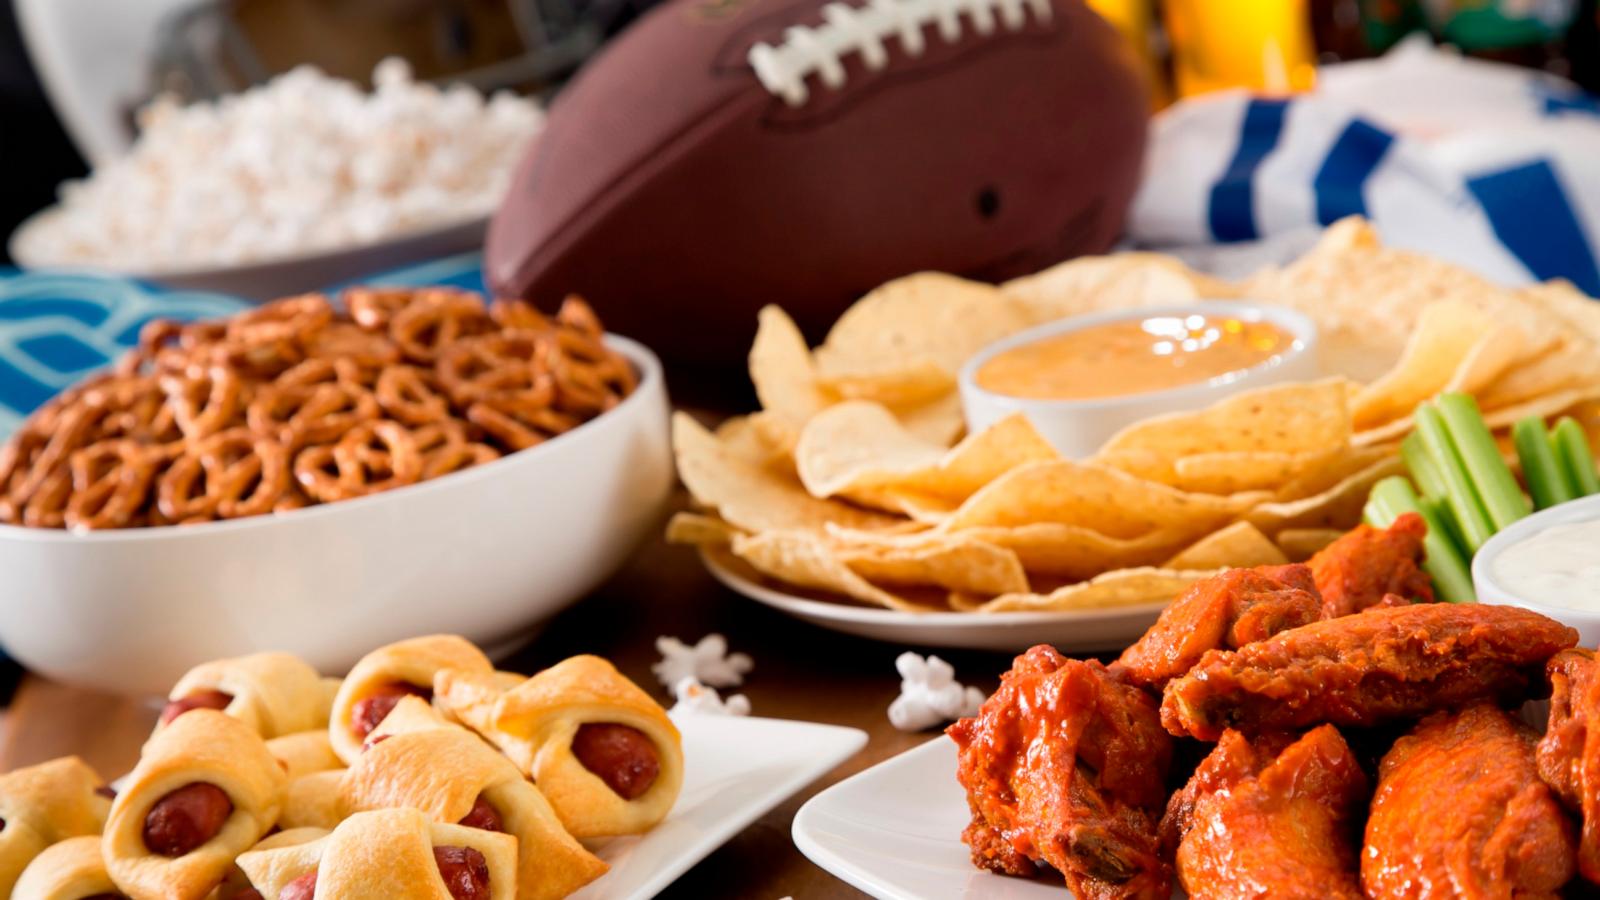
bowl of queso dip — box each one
[959,303,1318,457]
[1477,495,1600,647]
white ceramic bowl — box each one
[958,302,1320,458]
[1474,493,1600,647]
[0,336,673,696]
[9,210,488,302]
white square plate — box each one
[792,735,1068,900]
[577,713,867,899]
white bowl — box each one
[0,336,673,696]
[958,302,1320,458]
[1474,493,1600,647]
[9,209,488,302]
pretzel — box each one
[248,381,380,449]
[0,288,633,529]
[436,333,555,408]
[377,366,452,426]
[345,287,422,331]
[64,440,158,531]
[391,291,492,364]
[294,421,421,502]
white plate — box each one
[703,549,1167,653]
[582,712,867,899]
[9,208,487,302]
[793,735,1068,900]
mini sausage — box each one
[143,782,233,857]
[349,682,431,738]
[571,723,659,800]
[457,794,504,832]
[160,689,234,725]
[433,845,490,900]
[278,870,318,900]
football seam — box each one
[747,0,1053,106]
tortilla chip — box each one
[941,459,1263,538]
[1246,454,1405,535]
[1001,253,1236,322]
[836,538,1029,596]
[976,568,1216,613]
[1243,217,1562,383]
[815,359,953,408]
[664,512,744,546]
[1098,379,1353,465]
[727,531,937,611]
[1171,450,1337,495]
[797,404,1055,510]
[833,520,1209,580]
[1352,300,1521,430]
[749,306,831,429]
[1163,521,1288,569]
[1275,528,1345,561]
[812,272,1035,380]
[673,413,900,534]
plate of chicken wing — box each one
[795,513,1600,898]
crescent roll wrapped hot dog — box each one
[11,835,118,900]
[341,697,608,900]
[158,652,336,739]
[235,809,515,900]
[436,655,683,836]
[329,635,493,764]
[103,710,286,900]
[0,758,113,896]
[265,731,343,780]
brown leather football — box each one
[486,0,1149,364]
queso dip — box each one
[1490,519,1600,611]
[975,314,1295,401]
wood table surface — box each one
[0,490,1023,899]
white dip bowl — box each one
[958,302,1320,458]
[1475,493,1600,648]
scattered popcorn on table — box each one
[14,59,543,271]
[670,676,751,717]
[653,633,753,689]
[888,652,986,732]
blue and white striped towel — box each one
[1128,37,1600,294]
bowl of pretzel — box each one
[0,287,673,695]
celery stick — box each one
[1554,417,1600,497]
[1402,431,1447,501]
[1414,402,1496,552]
[1363,476,1476,603]
[1436,393,1530,531]
[1513,416,1575,510]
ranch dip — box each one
[1491,519,1600,610]
[974,313,1294,401]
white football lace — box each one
[747,0,1053,107]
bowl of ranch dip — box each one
[958,302,1319,458]
[1476,494,1600,647]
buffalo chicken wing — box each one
[950,645,1173,899]
[1307,511,1433,618]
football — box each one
[487,0,1149,364]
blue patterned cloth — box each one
[0,270,247,440]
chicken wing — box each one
[1364,704,1577,899]
[1161,603,1577,740]
[1308,511,1433,618]
[1117,564,1321,689]
[1537,647,1600,883]
[950,645,1173,899]
[1161,725,1367,900]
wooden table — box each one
[0,494,1019,899]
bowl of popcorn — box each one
[8,60,541,300]
[0,286,673,695]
